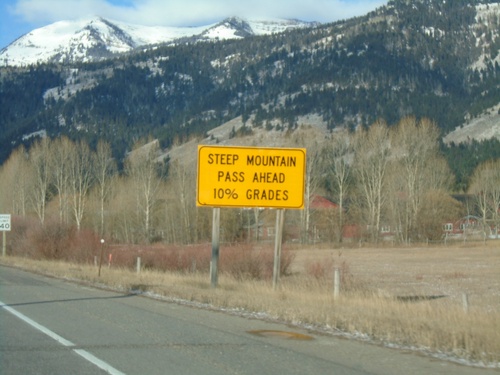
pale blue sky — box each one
[0,0,387,49]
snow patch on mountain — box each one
[0,16,316,66]
[0,16,207,66]
[198,17,315,40]
[471,3,500,70]
[443,103,500,144]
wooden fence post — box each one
[462,293,469,313]
[333,268,340,300]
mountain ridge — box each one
[1,0,500,187]
[0,16,317,66]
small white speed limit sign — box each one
[0,214,11,231]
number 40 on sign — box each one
[0,214,11,231]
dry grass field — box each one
[291,241,500,313]
[2,240,499,367]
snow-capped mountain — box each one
[0,16,316,66]
[198,17,317,40]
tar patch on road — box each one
[248,330,314,341]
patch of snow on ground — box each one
[443,103,500,144]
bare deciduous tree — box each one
[50,137,73,225]
[28,138,52,224]
[389,117,452,241]
[108,176,136,243]
[352,120,391,242]
[0,146,31,216]
[126,139,164,243]
[167,158,200,244]
[469,159,500,237]
[288,132,322,244]
[68,141,94,231]
[93,140,117,237]
[324,130,352,242]
[418,190,464,240]
[301,147,324,243]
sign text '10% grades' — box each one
[197,145,306,209]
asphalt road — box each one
[0,265,497,375]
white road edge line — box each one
[0,300,126,375]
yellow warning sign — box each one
[197,145,306,209]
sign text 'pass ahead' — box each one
[197,145,306,209]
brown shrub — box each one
[18,218,72,260]
[105,243,295,281]
[220,245,266,280]
[220,244,295,280]
[7,219,295,282]
[8,216,99,262]
[8,215,39,257]
[306,258,335,279]
[107,244,211,273]
[305,254,358,291]
[66,229,100,263]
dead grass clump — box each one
[221,244,266,280]
[442,271,467,279]
[219,244,294,280]
[304,254,359,292]
[361,299,500,364]
[305,258,334,279]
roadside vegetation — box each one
[1,219,499,367]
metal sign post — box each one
[210,207,220,288]
[273,209,285,289]
[0,214,11,257]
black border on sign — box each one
[196,145,306,209]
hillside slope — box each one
[0,0,499,167]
